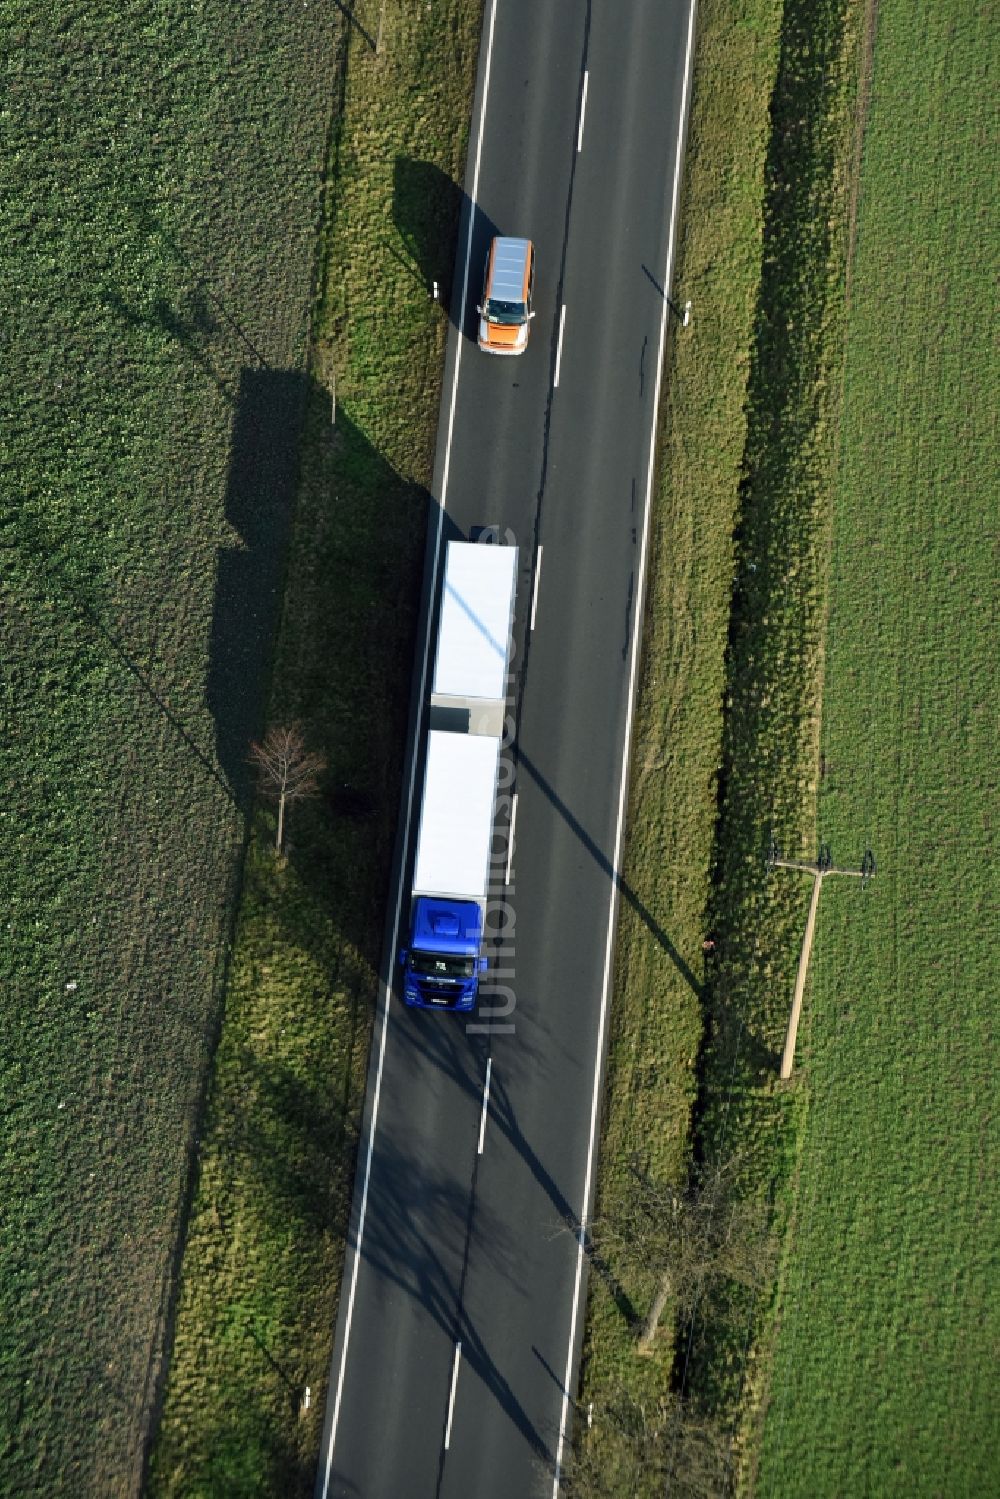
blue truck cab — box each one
[400,898,487,1011]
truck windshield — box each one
[408,952,476,979]
[485,299,526,324]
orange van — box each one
[477,237,535,355]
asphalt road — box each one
[317,2,696,1495]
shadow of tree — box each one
[100,285,241,402]
[393,156,499,338]
[516,746,703,1003]
[208,368,310,808]
[226,1009,554,1474]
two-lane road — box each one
[318,3,696,1494]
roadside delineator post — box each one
[767,842,875,1079]
[666,294,691,328]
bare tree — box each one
[662,1395,734,1498]
[560,1390,731,1499]
[558,1390,668,1497]
[248,723,326,855]
[585,1157,777,1356]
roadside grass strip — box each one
[147,3,483,1494]
[681,0,867,1475]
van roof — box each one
[490,237,531,302]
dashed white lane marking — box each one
[554,305,566,388]
[577,70,589,152]
[505,793,518,884]
[477,1058,493,1156]
[444,1341,463,1450]
[530,547,543,631]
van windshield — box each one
[485,299,526,324]
[408,952,476,978]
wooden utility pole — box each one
[768,843,875,1079]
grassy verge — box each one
[756,1,999,1491]
[1,3,338,1491]
[681,0,866,1473]
[571,0,786,1489]
[146,3,483,1494]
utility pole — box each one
[767,841,875,1079]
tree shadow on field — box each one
[210,1016,556,1483]
[159,1400,317,1499]
[101,284,249,404]
[207,368,308,807]
[139,381,440,1496]
[245,380,438,973]
[392,156,498,339]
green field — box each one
[756,1,999,1491]
[0,1,340,1491]
[147,3,482,1494]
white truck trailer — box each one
[401,541,517,1010]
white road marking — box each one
[505,793,518,884]
[318,4,501,1493]
[550,3,699,1494]
[477,1058,493,1155]
[577,70,589,152]
[554,304,566,388]
[530,546,543,632]
[444,1341,463,1450]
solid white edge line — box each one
[444,1341,463,1450]
[550,4,699,1494]
[505,792,518,884]
[554,304,566,388]
[477,1057,493,1155]
[530,546,543,632]
[577,70,589,153]
[318,4,501,1494]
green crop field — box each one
[1,1,340,1491]
[756,1,999,1492]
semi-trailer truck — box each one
[400,540,517,1010]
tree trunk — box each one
[637,1271,672,1355]
[276,790,286,853]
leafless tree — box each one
[248,723,326,854]
[560,1390,731,1499]
[585,1157,777,1356]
